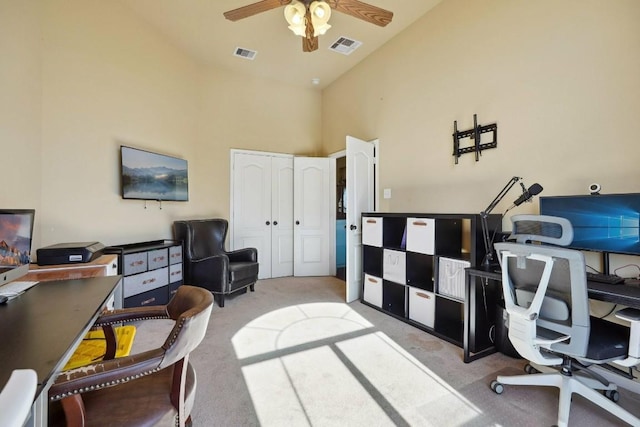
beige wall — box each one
[0,0,42,246]
[1,0,321,250]
[322,0,640,219]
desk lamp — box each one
[480,177,543,269]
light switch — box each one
[383,188,392,199]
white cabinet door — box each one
[293,157,335,277]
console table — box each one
[0,276,122,426]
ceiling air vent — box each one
[233,47,257,60]
[328,37,362,55]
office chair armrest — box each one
[190,255,228,292]
[226,247,257,263]
[95,306,171,326]
[613,308,640,367]
[49,349,165,401]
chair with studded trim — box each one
[48,285,213,427]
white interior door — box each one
[271,156,294,278]
[294,157,335,276]
[231,152,273,279]
[346,136,376,303]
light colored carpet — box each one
[133,276,640,426]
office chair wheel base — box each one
[524,363,539,374]
[604,389,620,403]
[490,380,504,394]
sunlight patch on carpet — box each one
[233,303,485,426]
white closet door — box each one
[293,157,335,276]
[270,156,294,278]
[232,152,273,279]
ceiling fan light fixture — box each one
[310,1,332,36]
[284,1,307,37]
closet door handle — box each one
[273,221,278,226]
[266,221,271,225]
[296,220,300,225]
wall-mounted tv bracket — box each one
[452,114,498,164]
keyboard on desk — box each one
[586,272,625,285]
[0,280,39,297]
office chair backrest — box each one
[495,215,590,362]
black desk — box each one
[0,276,122,426]
[463,267,640,363]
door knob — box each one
[266,221,271,225]
[273,221,278,226]
[350,224,357,230]
[296,220,300,225]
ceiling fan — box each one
[224,0,393,52]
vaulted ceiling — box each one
[118,0,443,89]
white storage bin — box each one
[437,257,470,300]
[362,217,383,247]
[123,252,147,276]
[406,218,435,254]
[408,287,435,328]
[383,249,406,284]
[123,267,169,298]
[363,274,383,308]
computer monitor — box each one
[0,209,35,285]
[539,193,640,256]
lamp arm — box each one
[480,176,522,268]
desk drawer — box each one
[123,252,147,276]
[123,267,169,298]
[148,248,169,270]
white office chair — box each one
[490,215,640,427]
[0,369,37,427]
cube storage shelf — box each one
[105,240,183,308]
[361,212,501,351]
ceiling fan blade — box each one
[224,0,292,21]
[327,0,393,27]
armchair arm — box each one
[49,349,165,401]
[226,247,257,263]
[189,254,229,293]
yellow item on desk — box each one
[63,325,136,370]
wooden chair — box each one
[48,285,213,427]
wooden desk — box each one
[0,276,122,426]
[25,254,118,282]
[463,267,640,363]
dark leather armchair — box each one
[173,218,259,307]
[49,285,214,427]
